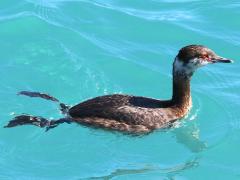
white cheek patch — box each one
[174,58,194,76]
[174,58,187,71]
[190,58,210,67]
[174,57,210,76]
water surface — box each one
[0,0,240,179]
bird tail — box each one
[4,91,72,131]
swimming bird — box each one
[4,45,233,134]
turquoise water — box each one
[0,0,239,179]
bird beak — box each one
[211,56,234,63]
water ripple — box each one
[175,22,240,46]
[82,0,198,22]
[25,0,62,8]
[0,11,32,22]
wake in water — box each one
[4,91,72,131]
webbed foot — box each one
[18,91,59,102]
[4,115,49,128]
[4,115,73,132]
[17,91,70,115]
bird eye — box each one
[200,54,210,61]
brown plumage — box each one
[69,95,182,133]
[4,45,233,134]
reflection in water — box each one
[171,106,207,153]
[82,157,199,180]
[173,122,207,153]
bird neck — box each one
[171,74,192,109]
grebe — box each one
[4,45,233,134]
